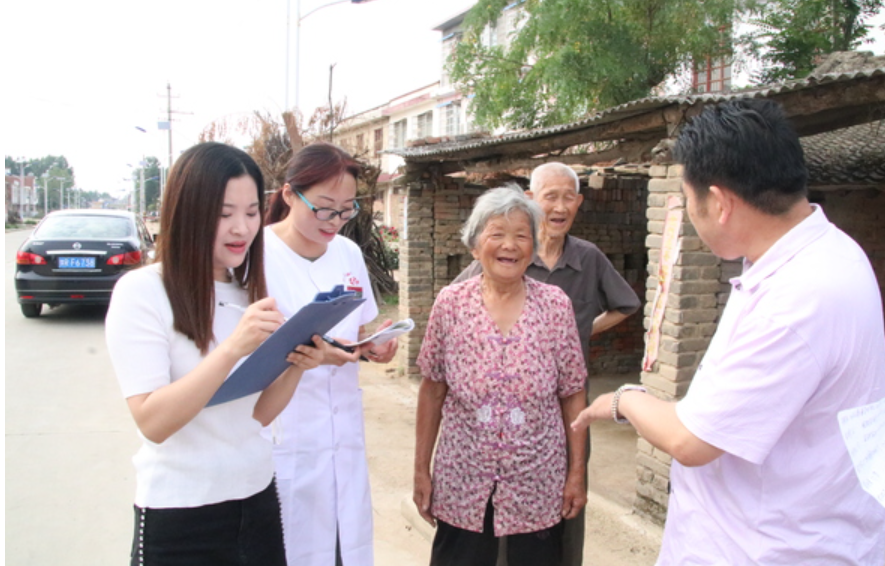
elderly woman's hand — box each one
[413,471,436,527]
[561,470,587,519]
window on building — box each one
[692,56,732,94]
[440,33,462,89]
[391,119,407,148]
[356,133,365,152]
[485,19,499,48]
[445,102,461,136]
[415,111,434,139]
[374,128,383,154]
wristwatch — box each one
[611,384,647,424]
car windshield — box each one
[35,215,133,239]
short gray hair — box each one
[461,184,544,251]
[530,162,580,193]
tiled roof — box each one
[389,68,885,161]
[803,121,885,186]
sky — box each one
[3,0,477,196]
[3,1,882,198]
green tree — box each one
[77,189,115,207]
[131,157,162,212]
[448,0,739,130]
[5,155,75,213]
[739,0,883,83]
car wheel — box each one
[21,303,42,318]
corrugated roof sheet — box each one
[390,68,885,161]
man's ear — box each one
[525,190,534,201]
[575,193,584,207]
[709,185,735,225]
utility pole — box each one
[158,83,190,204]
[140,161,146,218]
[167,83,173,178]
[41,174,48,217]
[328,63,336,141]
[286,0,292,111]
[18,159,25,219]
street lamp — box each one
[16,157,27,219]
[57,178,68,210]
[46,176,64,212]
[40,173,49,217]
[125,163,143,217]
[134,126,150,218]
[287,0,375,111]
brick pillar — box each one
[432,180,468,293]
[398,179,435,379]
[396,171,484,380]
[633,163,723,524]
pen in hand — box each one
[219,301,288,322]
[322,335,369,362]
[219,303,364,360]
[218,301,248,314]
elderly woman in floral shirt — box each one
[413,185,588,566]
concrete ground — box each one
[361,357,664,566]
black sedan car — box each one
[15,209,155,317]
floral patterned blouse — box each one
[417,275,587,536]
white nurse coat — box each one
[263,227,378,566]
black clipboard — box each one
[207,285,366,407]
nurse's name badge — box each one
[344,273,363,298]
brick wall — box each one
[397,174,484,378]
[397,171,649,379]
[398,180,436,379]
[572,175,648,375]
[634,164,722,524]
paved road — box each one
[6,229,139,565]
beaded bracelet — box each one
[611,384,647,424]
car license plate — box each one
[58,256,96,269]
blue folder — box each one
[207,285,366,407]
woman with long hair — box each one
[263,141,398,566]
[106,141,323,565]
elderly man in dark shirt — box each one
[453,162,641,566]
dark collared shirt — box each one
[453,235,641,364]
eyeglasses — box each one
[296,191,360,221]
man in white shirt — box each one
[572,99,885,565]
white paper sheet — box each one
[353,318,415,346]
[838,397,885,508]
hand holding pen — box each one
[218,299,328,369]
[217,297,287,359]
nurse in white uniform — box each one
[263,142,398,566]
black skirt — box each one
[131,479,285,566]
